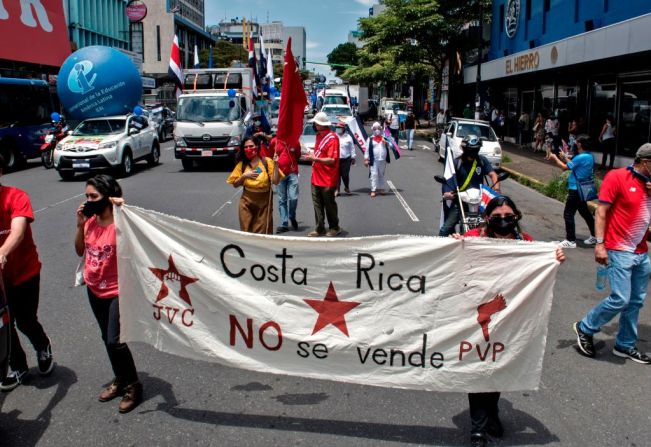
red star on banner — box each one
[149,255,199,306]
[304,282,361,337]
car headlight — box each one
[55,143,63,151]
[494,146,502,155]
[99,141,117,150]
[228,135,241,147]
[175,136,187,147]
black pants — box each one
[311,184,339,233]
[438,200,461,237]
[88,289,138,384]
[468,392,501,434]
[7,274,49,372]
[564,189,595,242]
[601,138,616,168]
[390,127,399,145]
[338,157,353,192]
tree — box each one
[326,43,359,77]
[199,40,247,68]
[342,0,490,85]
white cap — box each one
[313,112,331,127]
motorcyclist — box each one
[244,113,273,157]
[438,135,500,236]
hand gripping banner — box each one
[116,205,560,392]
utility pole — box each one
[475,0,483,120]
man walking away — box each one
[305,112,341,237]
[0,155,54,391]
[387,106,401,146]
[405,110,417,151]
[573,143,651,364]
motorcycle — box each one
[434,171,510,234]
[40,122,67,169]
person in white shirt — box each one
[364,122,391,198]
[386,106,401,144]
[335,122,356,196]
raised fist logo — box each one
[477,294,507,342]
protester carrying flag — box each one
[168,35,183,99]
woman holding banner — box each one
[227,137,284,234]
[74,175,142,413]
[453,196,565,447]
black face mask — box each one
[487,215,519,236]
[82,196,110,217]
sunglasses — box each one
[489,214,518,223]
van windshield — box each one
[177,96,241,122]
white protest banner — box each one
[116,205,560,393]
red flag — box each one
[276,38,308,148]
[168,35,184,98]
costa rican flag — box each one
[248,38,259,98]
[480,184,501,213]
[168,35,183,98]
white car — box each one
[436,118,502,168]
[320,104,352,123]
[54,115,160,180]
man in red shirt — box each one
[574,143,651,364]
[272,137,301,232]
[304,112,341,237]
[0,155,54,391]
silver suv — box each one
[54,115,160,180]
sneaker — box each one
[119,381,143,413]
[290,218,299,231]
[573,322,595,357]
[276,226,290,234]
[307,230,325,237]
[612,346,651,364]
[584,236,598,245]
[344,188,351,194]
[37,340,54,376]
[99,378,125,402]
[560,240,577,248]
[470,433,487,447]
[326,227,342,237]
[0,369,28,392]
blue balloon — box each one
[50,112,61,122]
[227,88,236,98]
[57,46,142,120]
[133,105,143,116]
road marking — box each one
[387,180,419,222]
[34,193,86,214]
[211,189,241,217]
[419,144,431,151]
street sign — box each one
[126,1,148,23]
[142,77,156,89]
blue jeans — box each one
[579,250,651,349]
[277,173,299,227]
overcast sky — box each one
[204,0,374,79]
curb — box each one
[501,164,599,213]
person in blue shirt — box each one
[548,135,597,248]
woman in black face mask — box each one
[74,174,143,414]
[452,195,565,447]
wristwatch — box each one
[596,238,604,244]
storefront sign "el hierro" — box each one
[505,51,540,75]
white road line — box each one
[211,189,241,217]
[419,144,431,151]
[387,180,420,222]
[34,193,86,214]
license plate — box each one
[201,150,213,157]
[73,161,90,169]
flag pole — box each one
[446,138,468,233]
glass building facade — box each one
[65,0,130,50]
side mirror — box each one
[67,130,73,135]
[446,132,452,137]
[128,128,140,136]
[496,171,510,182]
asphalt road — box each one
[0,135,649,447]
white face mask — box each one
[336,129,345,135]
[373,129,382,136]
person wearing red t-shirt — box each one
[453,196,565,447]
[574,143,651,364]
[74,175,142,413]
[272,137,301,233]
[304,112,342,237]
[0,156,53,391]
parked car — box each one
[146,106,175,141]
[53,114,160,180]
[436,118,502,168]
[0,278,8,385]
[320,104,353,124]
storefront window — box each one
[588,82,616,143]
[619,81,651,158]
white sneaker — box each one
[559,240,577,248]
[584,236,598,245]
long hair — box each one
[480,195,523,237]
[235,136,258,169]
[86,174,122,198]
